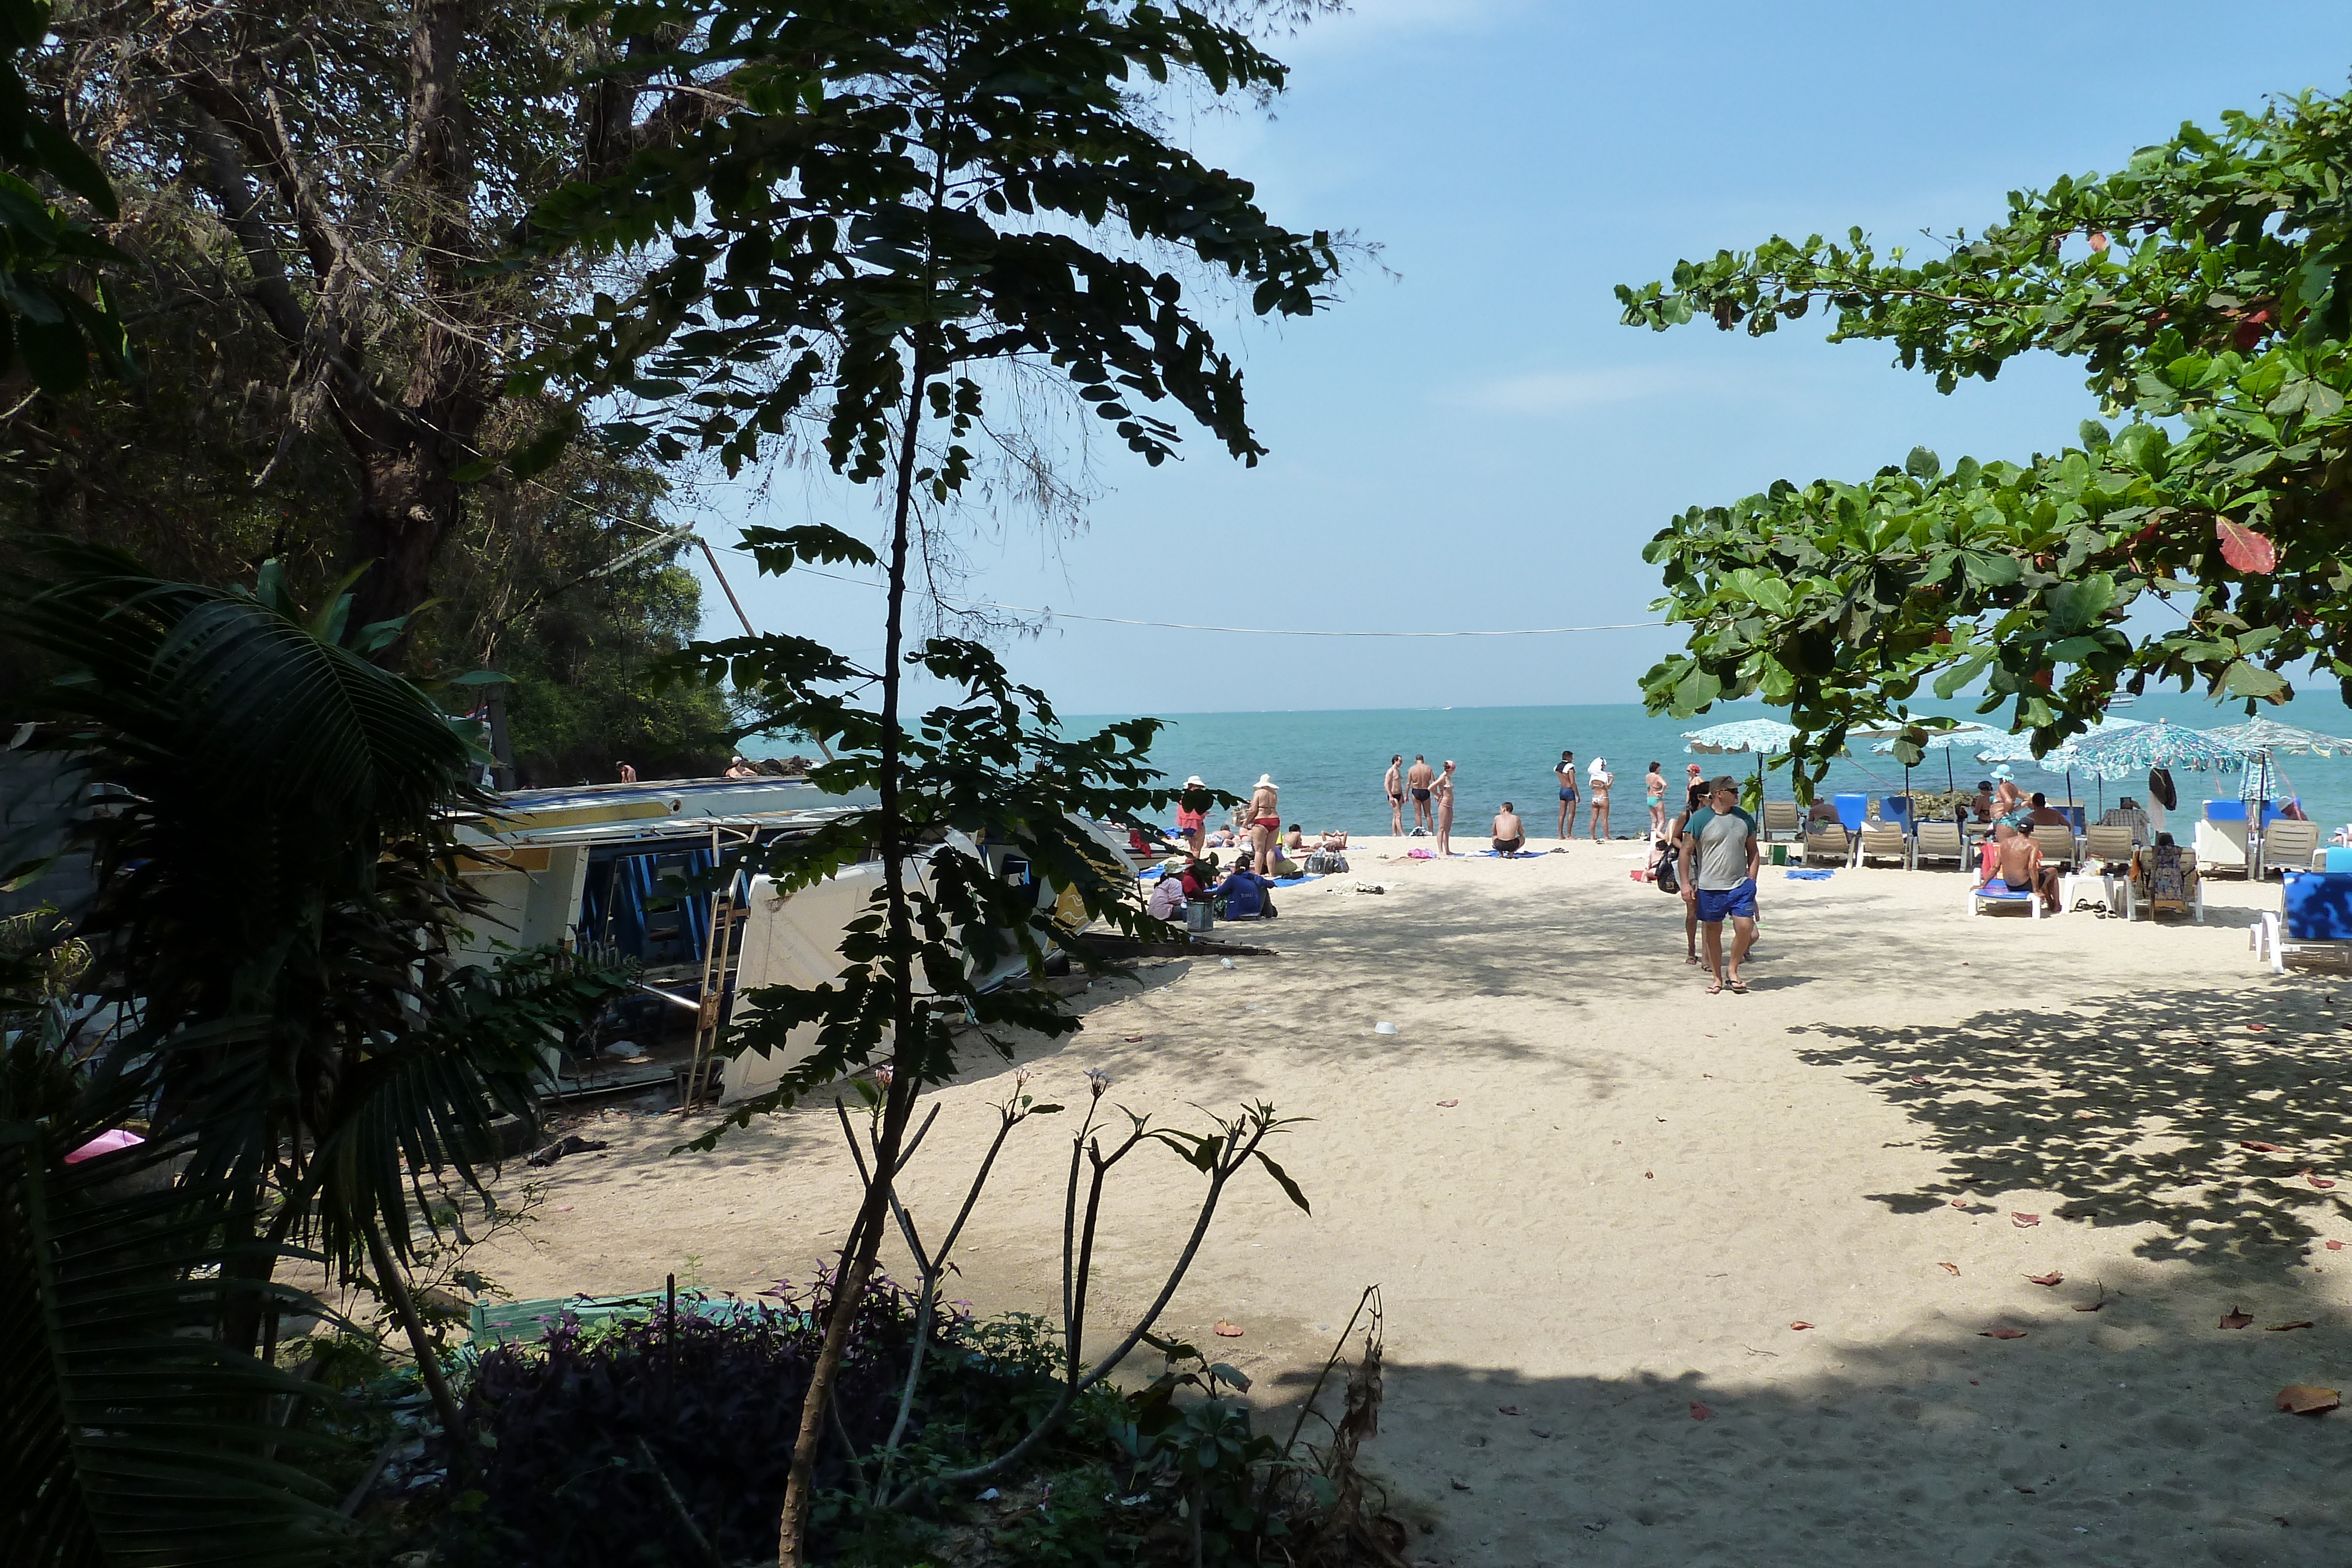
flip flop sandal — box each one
[1730,979,1749,994]
[1706,979,1724,995]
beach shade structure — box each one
[1871,720,2003,792]
[1683,717,1802,800]
[2047,718,2250,781]
[2207,715,2352,806]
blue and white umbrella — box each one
[2207,716,2352,804]
[2046,718,2246,781]
[1681,718,1801,755]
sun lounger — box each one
[1760,801,1802,842]
[1914,820,1966,870]
[1968,877,2043,918]
[2130,844,2203,922]
[1854,823,1911,869]
[2196,801,2250,877]
[2030,821,2079,864]
[2255,818,2321,880]
[2254,870,2352,972]
[2079,824,2136,866]
[1803,825,1853,867]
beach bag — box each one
[1304,851,1348,874]
[1653,849,1679,895]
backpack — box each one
[1652,845,1680,894]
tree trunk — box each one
[774,352,931,1568]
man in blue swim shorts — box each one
[1678,774,1761,994]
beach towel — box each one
[1783,868,1834,881]
[1406,848,1435,860]
[1271,873,1322,888]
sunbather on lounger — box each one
[1986,823,2060,913]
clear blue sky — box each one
[689,0,2352,715]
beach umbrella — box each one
[2048,718,2249,780]
[2206,716,2352,805]
[1872,721,2003,793]
[1682,718,1800,800]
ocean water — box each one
[1065,695,2352,840]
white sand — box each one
[480,837,2352,1565]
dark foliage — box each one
[444,1276,1073,1566]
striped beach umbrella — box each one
[2207,716,2352,804]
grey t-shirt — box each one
[1683,805,1758,891]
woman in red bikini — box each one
[1248,774,1281,875]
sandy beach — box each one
[477,837,2352,1566]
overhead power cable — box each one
[754,559,1668,638]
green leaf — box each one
[1905,446,1942,482]
[1933,651,1993,700]
[1253,1149,1309,1215]
[2221,659,2287,698]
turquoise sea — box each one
[1067,695,2352,841]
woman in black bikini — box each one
[1555,750,1579,840]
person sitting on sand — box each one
[1492,802,1526,857]
[1215,860,1277,920]
[1678,775,1760,994]
[1284,823,1307,851]
[1147,858,1189,921]
[1986,821,2060,913]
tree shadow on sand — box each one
[1790,983,2352,1280]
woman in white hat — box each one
[1248,774,1281,874]
[1176,774,1212,854]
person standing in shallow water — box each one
[1555,750,1579,840]
[1383,754,1405,837]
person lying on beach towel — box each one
[1492,802,1526,857]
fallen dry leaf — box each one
[1980,1328,2028,1340]
[2266,1321,2318,1333]
[2221,1308,2255,1330]
[2328,1241,2346,1252]
[2012,1213,2041,1228]
[1938,1262,1962,1276]
[2241,1140,2286,1153]
[2308,1172,2338,1189]
[1435,1099,1458,1108]
[1644,1171,1655,1179]
[2024,1272,2064,1287]
[1212,1321,1244,1338]
[1689,1402,1712,1421]
[1124,1035,1144,1042]
[2277,1385,2340,1415]
[2073,1301,2107,1313]
[1789,1321,1813,1331]
[1950,1198,1968,1209]
[1495,1405,1521,1416]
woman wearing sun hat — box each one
[1247,774,1281,874]
[1175,774,1212,854]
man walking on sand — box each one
[1384,754,1405,836]
[1679,774,1760,995]
[1406,755,1435,833]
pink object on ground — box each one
[64,1128,146,1164]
